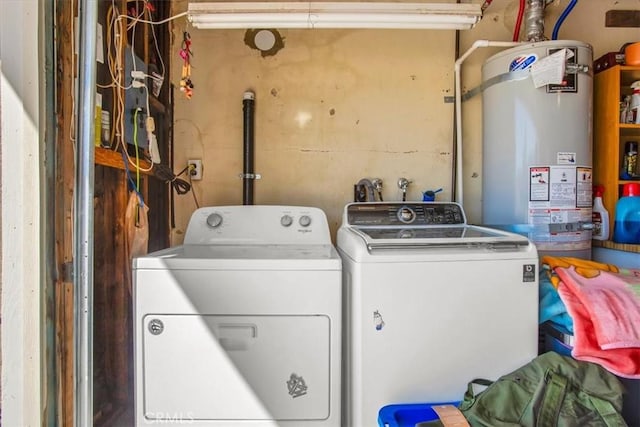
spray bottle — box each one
[591,185,609,241]
[630,80,640,124]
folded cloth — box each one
[538,256,624,335]
[556,266,640,379]
[539,272,574,333]
[541,256,619,288]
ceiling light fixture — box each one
[187,2,482,30]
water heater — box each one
[482,40,593,258]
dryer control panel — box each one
[346,202,466,227]
[184,205,332,245]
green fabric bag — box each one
[422,352,628,427]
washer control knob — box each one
[206,213,223,228]
[299,215,312,227]
[280,214,294,227]
[397,206,416,224]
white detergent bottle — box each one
[631,80,640,124]
[592,185,610,241]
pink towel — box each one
[556,266,640,379]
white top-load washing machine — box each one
[133,206,341,427]
[337,202,539,427]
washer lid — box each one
[133,244,341,270]
[349,224,530,251]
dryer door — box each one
[141,314,330,422]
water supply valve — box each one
[397,178,412,202]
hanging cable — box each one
[118,10,188,26]
[153,164,192,196]
[188,173,201,208]
[121,150,145,204]
[552,0,578,40]
[133,109,141,192]
[513,0,526,42]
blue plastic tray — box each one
[378,402,460,427]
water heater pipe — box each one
[525,0,545,42]
[454,40,522,205]
[242,91,256,205]
[551,0,577,40]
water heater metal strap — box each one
[496,222,594,234]
[461,63,591,102]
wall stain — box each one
[271,88,278,97]
[329,108,335,115]
[471,172,479,178]
[243,29,285,57]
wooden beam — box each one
[605,10,640,28]
[55,0,77,424]
[95,146,154,176]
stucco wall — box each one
[170,0,640,243]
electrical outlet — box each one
[188,159,203,180]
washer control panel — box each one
[347,202,466,227]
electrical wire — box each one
[147,6,166,83]
[481,0,493,12]
[118,11,188,26]
[153,164,192,196]
[100,1,187,176]
[552,0,578,40]
[513,0,525,42]
[188,173,201,209]
[133,108,141,192]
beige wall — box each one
[171,0,640,244]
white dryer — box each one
[337,202,539,427]
[133,205,341,427]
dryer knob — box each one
[299,215,312,227]
[280,215,294,227]
[206,213,223,228]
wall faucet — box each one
[372,178,383,201]
[397,178,412,202]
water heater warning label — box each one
[528,165,592,252]
[530,167,550,201]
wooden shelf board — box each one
[94,146,154,176]
[620,123,640,136]
[592,239,640,253]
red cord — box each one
[513,0,525,42]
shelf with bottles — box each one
[593,65,640,251]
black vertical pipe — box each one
[243,91,255,205]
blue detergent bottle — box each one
[612,183,640,244]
